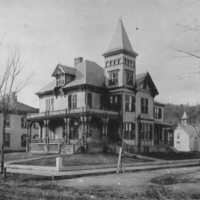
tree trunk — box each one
[1,112,6,173]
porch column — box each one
[43,119,49,152]
[103,117,109,145]
[39,122,43,139]
[152,123,154,146]
[86,116,91,138]
[26,121,32,152]
[64,118,70,145]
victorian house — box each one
[26,19,173,154]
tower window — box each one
[125,95,135,112]
[109,70,119,86]
[118,59,121,64]
[125,69,134,86]
[87,93,92,108]
[114,60,117,65]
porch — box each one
[26,107,120,154]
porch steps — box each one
[168,146,179,153]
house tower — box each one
[103,18,138,88]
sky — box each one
[0,0,200,108]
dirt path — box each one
[1,166,200,199]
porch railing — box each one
[30,139,45,143]
[27,106,119,119]
[73,137,83,153]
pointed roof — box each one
[136,72,159,97]
[182,111,189,120]
[103,19,137,57]
[52,64,76,77]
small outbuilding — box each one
[174,111,200,152]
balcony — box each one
[27,107,119,120]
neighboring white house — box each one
[174,111,200,152]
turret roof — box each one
[103,19,137,56]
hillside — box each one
[164,104,200,126]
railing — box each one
[29,143,45,152]
[48,143,60,153]
[73,137,83,153]
[122,140,136,154]
[30,139,45,143]
[49,139,64,144]
[27,106,119,119]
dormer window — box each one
[56,74,65,86]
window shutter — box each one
[74,94,77,108]
[68,95,71,109]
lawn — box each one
[142,151,200,160]
[2,152,57,162]
[12,153,146,167]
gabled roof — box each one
[37,60,105,96]
[52,64,76,77]
[36,81,56,95]
[154,101,166,107]
[136,72,159,97]
[179,124,199,139]
[0,101,39,114]
[103,19,137,56]
[62,60,105,89]
[11,102,39,113]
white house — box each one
[174,111,200,152]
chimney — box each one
[74,57,83,66]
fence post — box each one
[56,157,62,172]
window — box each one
[141,98,148,114]
[21,117,26,128]
[118,59,121,64]
[177,133,180,139]
[21,134,26,147]
[106,62,109,67]
[5,115,10,127]
[154,107,162,119]
[125,69,134,86]
[87,93,92,108]
[33,123,39,129]
[109,95,121,110]
[51,98,54,111]
[46,98,54,111]
[124,123,135,140]
[114,60,117,65]
[143,82,147,89]
[125,95,135,112]
[4,133,10,147]
[56,74,65,86]
[109,70,119,86]
[68,94,77,109]
[139,123,152,140]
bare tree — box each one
[0,45,32,173]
